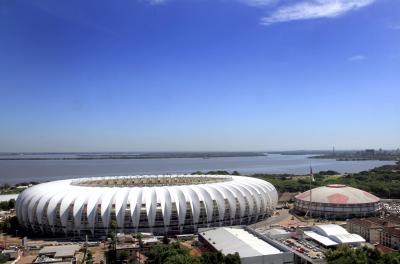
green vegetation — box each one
[196,162,400,199]
[146,242,241,264]
[0,199,15,211]
[312,150,400,161]
[253,162,400,198]
[326,245,400,264]
[0,216,19,234]
[0,253,7,264]
[118,251,129,263]
[0,182,38,195]
[201,252,240,264]
[191,170,241,176]
[86,250,94,264]
[163,235,170,245]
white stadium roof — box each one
[16,174,278,236]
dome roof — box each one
[295,184,380,204]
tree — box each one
[325,245,400,264]
[8,199,15,209]
[224,253,241,264]
[162,235,170,245]
[110,220,118,231]
[0,253,7,264]
[119,251,129,263]
[86,250,93,264]
[145,241,241,264]
[0,216,19,234]
[146,242,189,264]
[200,251,241,264]
[136,233,143,247]
[201,252,224,264]
[164,254,201,264]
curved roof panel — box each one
[295,184,380,204]
[16,174,278,235]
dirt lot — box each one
[180,241,209,257]
[90,243,106,263]
[15,253,36,264]
[0,234,22,247]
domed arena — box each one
[16,175,277,237]
[294,184,381,219]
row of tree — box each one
[326,245,400,264]
[146,242,240,264]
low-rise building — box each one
[347,218,389,243]
[290,224,366,250]
[199,227,294,264]
[115,243,140,263]
[310,224,365,246]
[380,226,400,250]
[1,249,18,260]
[34,245,80,264]
[263,228,292,239]
[347,216,400,249]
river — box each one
[0,154,395,184]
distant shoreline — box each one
[0,152,267,161]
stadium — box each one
[16,175,278,236]
[294,184,381,219]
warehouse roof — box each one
[39,245,81,258]
[200,227,282,257]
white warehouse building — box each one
[16,175,278,237]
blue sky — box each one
[0,0,399,152]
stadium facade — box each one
[16,175,278,236]
[294,184,380,219]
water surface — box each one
[0,154,395,184]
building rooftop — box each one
[375,244,397,254]
[348,217,400,228]
[382,226,400,237]
[303,231,338,247]
[331,234,366,244]
[313,224,348,237]
[348,218,381,228]
[278,192,298,203]
[312,224,365,244]
[200,227,282,257]
[116,243,140,250]
[39,245,81,258]
[295,185,380,204]
[264,228,291,237]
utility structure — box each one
[304,166,315,219]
